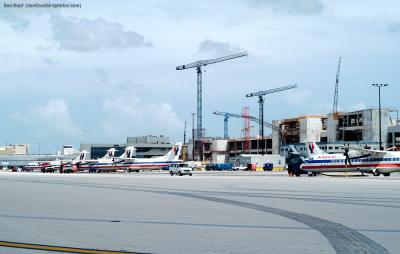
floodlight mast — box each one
[246,84,297,155]
[176,52,248,142]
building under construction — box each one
[189,107,398,162]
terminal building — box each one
[0,144,29,155]
[0,144,78,168]
[80,135,173,159]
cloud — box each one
[95,68,109,84]
[0,1,58,32]
[100,85,184,139]
[350,102,367,111]
[43,57,56,65]
[50,16,153,52]
[247,0,325,15]
[0,10,31,32]
[10,99,80,137]
[284,89,311,106]
[198,39,243,57]
[388,22,400,33]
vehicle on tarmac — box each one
[286,145,307,176]
[301,142,400,177]
[169,163,193,176]
[233,165,247,171]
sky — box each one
[0,0,399,153]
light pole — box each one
[372,83,388,150]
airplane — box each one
[121,142,183,172]
[78,148,121,173]
[41,150,90,173]
[23,161,46,171]
[301,142,400,177]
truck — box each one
[169,163,193,176]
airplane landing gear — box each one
[373,170,380,176]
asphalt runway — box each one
[0,171,399,254]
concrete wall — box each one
[272,120,281,154]
[362,109,390,146]
[230,154,286,170]
[299,117,322,143]
[326,113,338,142]
[127,135,170,145]
[211,139,228,164]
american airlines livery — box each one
[80,143,182,172]
[301,142,400,176]
[122,142,183,172]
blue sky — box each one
[0,0,399,153]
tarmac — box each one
[0,171,399,254]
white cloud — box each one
[95,68,109,84]
[388,22,400,33]
[0,10,30,32]
[198,39,243,57]
[0,1,58,32]
[100,89,184,139]
[50,16,153,52]
[43,57,56,65]
[10,99,80,137]
[284,89,311,106]
[247,0,325,15]
[350,102,367,111]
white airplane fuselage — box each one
[302,152,400,175]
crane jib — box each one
[176,51,248,70]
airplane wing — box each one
[348,147,386,157]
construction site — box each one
[176,54,399,169]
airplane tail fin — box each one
[305,142,325,157]
[120,146,136,159]
[102,148,117,159]
[168,142,183,161]
[75,150,88,161]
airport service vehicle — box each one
[301,142,400,176]
[233,165,247,171]
[286,145,307,176]
[206,163,233,170]
[169,163,193,176]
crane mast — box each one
[333,57,341,113]
[246,84,297,155]
[176,51,248,141]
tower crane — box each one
[212,111,281,135]
[246,84,297,155]
[332,57,341,113]
[176,51,248,140]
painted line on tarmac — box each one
[170,192,390,254]
[0,240,145,254]
[0,178,390,254]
